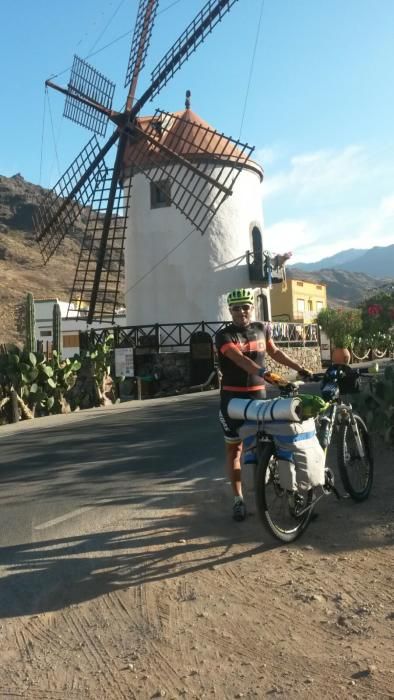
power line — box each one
[124,226,197,296]
[239,0,265,140]
[39,90,48,186]
[48,0,186,82]
[88,0,128,55]
[46,91,62,182]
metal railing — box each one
[80,321,320,350]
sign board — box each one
[114,347,135,378]
[319,329,331,363]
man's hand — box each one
[298,367,313,379]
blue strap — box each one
[273,430,316,443]
[275,449,294,461]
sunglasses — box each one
[230,304,252,312]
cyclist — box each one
[215,288,312,522]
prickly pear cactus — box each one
[52,303,62,356]
[25,292,36,353]
[354,365,394,445]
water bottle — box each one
[318,416,331,449]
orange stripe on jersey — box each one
[220,341,239,354]
[220,340,265,355]
[222,384,265,392]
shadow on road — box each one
[0,392,392,618]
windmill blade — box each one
[64,55,115,137]
[125,0,159,93]
[126,110,254,234]
[147,0,239,102]
[34,131,119,263]
[68,170,131,323]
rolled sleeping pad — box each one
[227,396,302,423]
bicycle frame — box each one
[319,400,365,459]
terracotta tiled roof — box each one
[123,108,262,179]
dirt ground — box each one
[0,440,393,700]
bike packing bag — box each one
[264,418,326,491]
[239,421,258,465]
[337,366,360,394]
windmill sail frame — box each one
[36,0,245,323]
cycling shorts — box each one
[219,389,266,444]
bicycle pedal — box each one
[322,468,337,495]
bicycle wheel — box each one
[255,443,314,542]
[337,413,374,501]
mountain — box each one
[293,244,394,278]
[293,248,367,271]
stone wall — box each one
[264,346,322,378]
[120,345,322,399]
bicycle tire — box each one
[255,443,314,543]
[337,413,374,501]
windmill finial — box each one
[185,89,191,109]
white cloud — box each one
[262,145,368,200]
[259,143,394,263]
[254,146,281,167]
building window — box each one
[316,301,324,312]
[296,281,304,287]
[40,330,52,337]
[150,180,171,208]
[63,334,80,348]
[297,298,305,312]
[316,285,322,290]
[308,299,313,312]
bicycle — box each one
[229,364,374,542]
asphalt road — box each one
[0,392,225,549]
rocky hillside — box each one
[0,174,83,344]
[287,267,388,307]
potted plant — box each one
[317,307,362,364]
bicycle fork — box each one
[350,414,365,459]
[339,407,365,459]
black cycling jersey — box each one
[215,322,272,393]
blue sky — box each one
[1,0,394,263]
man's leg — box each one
[225,441,243,497]
[225,440,247,521]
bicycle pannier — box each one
[266,418,326,491]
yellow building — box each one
[270,277,327,323]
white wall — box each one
[34,299,126,359]
[125,164,264,325]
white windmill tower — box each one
[122,91,267,325]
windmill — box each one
[35,0,255,325]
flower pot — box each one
[332,347,351,365]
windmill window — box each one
[150,180,171,208]
[251,226,263,265]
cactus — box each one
[354,365,394,445]
[52,303,63,356]
[25,292,36,353]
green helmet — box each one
[227,288,254,306]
